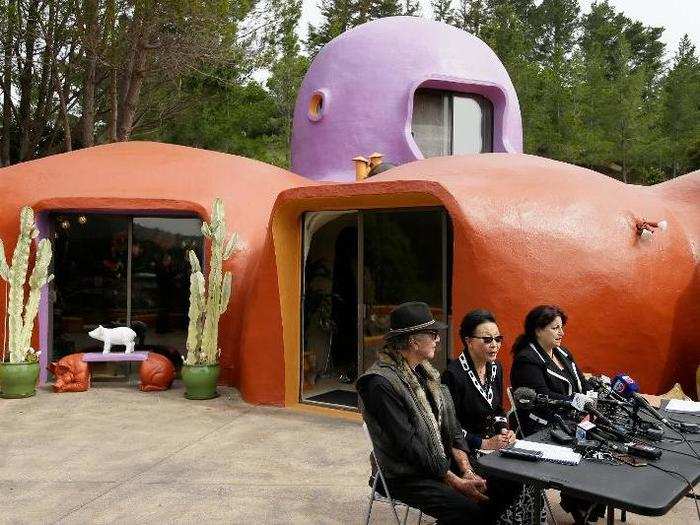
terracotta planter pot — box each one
[0,362,40,398]
[181,364,220,400]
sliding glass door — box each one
[300,208,452,409]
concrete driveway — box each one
[0,383,695,524]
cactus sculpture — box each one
[183,198,243,366]
[0,206,54,363]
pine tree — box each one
[267,0,310,165]
[526,0,583,162]
[402,0,421,16]
[531,0,580,62]
[307,0,356,57]
[367,0,402,19]
[431,0,454,24]
[453,0,488,37]
[658,35,700,178]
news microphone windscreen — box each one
[512,387,537,407]
[513,387,536,401]
[571,393,592,412]
[493,416,509,433]
[611,373,640,399]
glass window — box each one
[50,214,203,381]
[411,89,493,157]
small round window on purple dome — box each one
[307,90,327,122]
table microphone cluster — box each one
[512,386,663,461]
[592,374,699,435]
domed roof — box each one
[291,16,522,182]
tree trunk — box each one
[1,0,14,166]
[105,0,118,142]
[117,33,149,141]
[52,62,72,152]
[81,0,99,147]
[18,0,40,161]
[29,0,56,157]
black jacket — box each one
[442,351,505,449]
[357,356,467,480]
[510,341,589,436]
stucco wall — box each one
[0,141,310,387]
[244,154,699,405]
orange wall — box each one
[0,142,310,384]
[238,155,699,406]
[2,146,697,405]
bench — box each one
[82,351,149,363]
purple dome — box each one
[291,16,523,182]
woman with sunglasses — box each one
[443,310,546,525]
[442,309,516,451]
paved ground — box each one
[0,382,696,524]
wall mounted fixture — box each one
[636,219,667,240]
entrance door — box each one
[300,208,451,410]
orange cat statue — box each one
[47,353,91,393]
[139,352,175,392]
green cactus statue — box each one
[0,206,54,363]
[183,198,243,366]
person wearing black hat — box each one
[357,302,516,524]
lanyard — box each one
[459,352,497,407]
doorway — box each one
[300,208,452,409]
[50,213,203,381]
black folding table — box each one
[475,409,700,524]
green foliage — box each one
[657,35,700,178]
[1,0,696,185]
[438,0,697,184]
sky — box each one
[299,0,700,59]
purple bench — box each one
[82,351,149,362]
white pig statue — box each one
[88,325,137,354]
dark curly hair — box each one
[459,309,497,346]
[511,305,567,355]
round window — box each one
[307,90,327,122]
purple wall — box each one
[291,16,523,182]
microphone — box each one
[584,422,662,460]
[512,387,571,409]
[587,375,630,404]
[611,373,640,398]
[611,373,670,425]
[492,416,509,434]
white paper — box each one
[665,399,700,413]
[514,439,582,465]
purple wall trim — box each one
[291,16,523,182]
[37,212,50,385]
[404,77,514,158]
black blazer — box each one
[442,350,505,449]
[510,341,589,436]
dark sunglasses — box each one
[470,335,504,344]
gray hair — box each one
[385,333,412,353]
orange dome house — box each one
[0,16,697,415]
[0,141,311,388]
[239,154,699,410]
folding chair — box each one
[362,422,425,525]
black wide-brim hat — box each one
[385,301,448,339]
